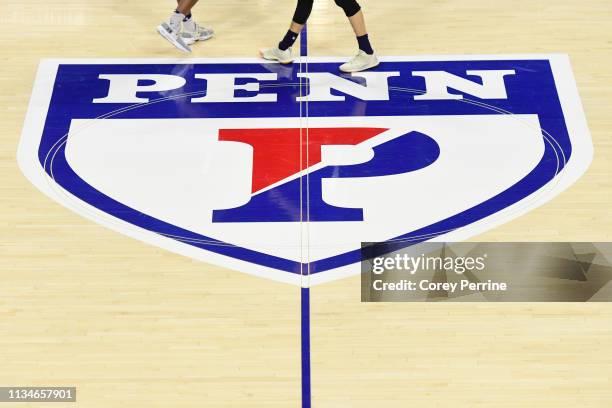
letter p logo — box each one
[212,128,440,222]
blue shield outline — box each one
[18,56,593,285]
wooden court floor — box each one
[1,1,612,407]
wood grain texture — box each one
[1,1,611,407]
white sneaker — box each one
[339,50,379,73]
[259,47,294,64]
[156,19,191,53]
[181,20,214,45]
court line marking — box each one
[299,24,312,408]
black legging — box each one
[292,0,361,25]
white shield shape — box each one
[18,56,592,285]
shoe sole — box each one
[183,32,214,46]
[258,50,294,65]
[156,25,191,53]
[339,58,380,73]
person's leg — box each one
[278,0,313,51]
[278,21,304,52]
[260,0,313,64]
[335,0,374,54]
[176,0,214,45]
[156,0,200,52]
[347,10,367,37]
[176,0,199,15]
[334,0,378,72]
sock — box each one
[278,30,299,51]
[170,10,185,29]
[183,14,196,32]
[357,34,374,55]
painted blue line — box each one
[300,23,308,55]
[299,23,312,408]
[301,287,311,408]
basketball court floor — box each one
[2,1,612,407]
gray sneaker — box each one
[181,21,214,45]
[339,50,379,73]
[156,21,191,53]
[259,47,294,64]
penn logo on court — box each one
[18,55,592,285]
